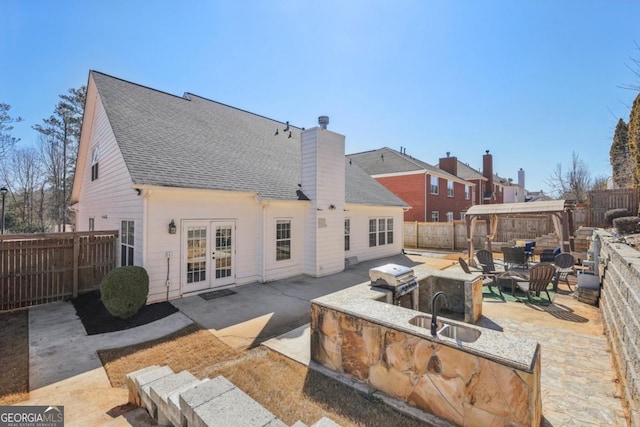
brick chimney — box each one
[439,152,458,176]
[483,150,494,201]
[518,168,525,189]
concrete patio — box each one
[19,251,629,426]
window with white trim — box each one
[120,220,134,266]
[431,211,439,222]
[465,185,471,200]
[344,218,351,251]
[276,220,291,261]
[460,213,466,221]
[91,146,99,181]
[369,218,394,247]
[88,217,95,231]
[430,176,439,194]
[446,212,454,222]
[447,180,454,197]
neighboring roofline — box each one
[348,147,473,185]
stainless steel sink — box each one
[409,315,481,343]
[436,324,481,343]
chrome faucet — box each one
[431,291,449,335]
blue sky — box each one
[1,1,639,194]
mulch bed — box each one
[71,290,178,335]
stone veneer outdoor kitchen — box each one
[310,269,542,426]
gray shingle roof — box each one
[456,161,486,181]
[347,147,464,183]
[90,71,406,207]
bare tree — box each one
[0,102,22,161]
[1,148,46,232]
[545,151,592,202]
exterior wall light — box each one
[169,219,177,234]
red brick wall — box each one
[375,174,425,222]
[375,174,474,222]
[427,176,474,221]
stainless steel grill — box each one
[369,263,419,310]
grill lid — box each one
[369,263,416,288]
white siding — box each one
[345,204,404,261]
[75,92,144,267]
[301,128,346,277]
[144,188,264,302]
[262,201,307,282]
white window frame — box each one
[91,146,99,181]
[344,218,351,252]
[446,212,454,222]
[120,220,134,266]
[430,176,439,194]
[460,213,466,221]
[431,211,439,222]
[447,180,454,197]
[369,217,394,247]
[276,219,291,261]
[465,185,471,200]
[88,217,95,232]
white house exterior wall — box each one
[262,200,307,282]
[75,92,144,266]
[301,127,346,277]
[344,204,404,261]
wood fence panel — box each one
[0,231,118,311]
[496,216,552,242]
[588,189,640,227]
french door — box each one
[183,221,235,293]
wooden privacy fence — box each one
[0,230,118,311]
[586,189,640,227]
[405,216,561,251]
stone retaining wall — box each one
[596,229,640,426]
[310,304,541,426]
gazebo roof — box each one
[465,200,571,217]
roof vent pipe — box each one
[318,116,329,129]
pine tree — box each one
[610,118,633,188]
[628,93,640,187]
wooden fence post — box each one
[73,233,79,298]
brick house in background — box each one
[347,147,475,222]
[439,150,513,205]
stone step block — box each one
[149,370,198,426]
[125,365,161,406]
[192,386,281,427]
[179,376,236,426]
[167,379,209,427]
[135,365,175,417]
[311,417,341,427]
[291,421,309,427]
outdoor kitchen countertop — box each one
[311,270,540,373]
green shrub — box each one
[612,216,640,235]
[100,266,149,319]
[604,208,630,225]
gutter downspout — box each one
[261,199,269,283]
[424,172,428,222]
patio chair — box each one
[475,249,502,276]
[501,246,529,270]
[459,257,503,297]
[513,263,557,303]
[552,252,576,292]
[523,241,536,262]
[540,246,561,263]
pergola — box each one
[465,200,575,258]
